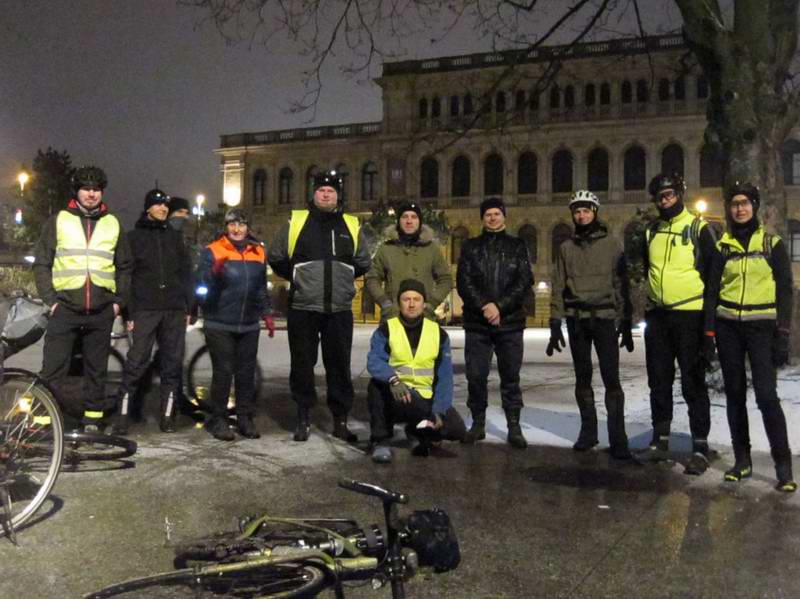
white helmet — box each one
[569,190,600,212]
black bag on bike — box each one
[403,508,460,572]
[0,294,49,360]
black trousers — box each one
[204,328,260,419]
[41,303,115,414]
[716,318,791,464]
[644,309,710,440]
[119,310,185,407]
[287,309,354,417]
[464,329,524,414]
[367,379,466,443]
[566,318,621,394]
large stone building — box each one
[215,34,800,323]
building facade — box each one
[216,34,800,322]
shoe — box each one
[573,430,599,452]
[462,412,486,444]
[724,462,752,482]
[411,440,431,457]
[371,444,393,464]
[293,407,311,442]
[505,409,528,449]
[207,418,235,442]
[610,445,633,460]
[649,434,669,453]
[332,418,357,443]
[684,451,709,475]
[237,415,261,439]
[776,462,797,493]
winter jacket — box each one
[456,229,534,333]
[365,224,453,311]
[197,235,271,333]
[34,199,132,312]
[367,317,454,417]
[550,222,631,322]
[268,206,371,313]
[126,214,193,314]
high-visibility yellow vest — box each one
[646,209,707,310]
[387,317,440,399]
[52,211,120,292]
[717,227,778,321]
[287,209,360,258]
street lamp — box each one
[193,194,205,245]
[17,172,29,192]
[694,198,708,215]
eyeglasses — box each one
[655,190,676,202]
[729,199,752,209]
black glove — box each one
[390,377,412,402]
[701,334,717,370]
[617,320,634,353]
[546,319,566,356]
[773,329,791,368]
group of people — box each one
[31,164,796,492]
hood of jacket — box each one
[66,198,109,220]
[382,223,435,246]
[571,220,609,244]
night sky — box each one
[2,1,677,226]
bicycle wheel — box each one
[85,562,327,598]
[0,369,64,536]
[63,431,137,463]
[186,346,263,414]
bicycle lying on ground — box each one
[85,479,460,598]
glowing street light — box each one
[195,194,206,216]
[694,198,708,215]
[17,171,29,192]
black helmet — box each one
[144,188,169,210]
[224,208,249,225]
[725,181,760,209]
[648,173,686,199]
[312,170,343,194]
[71,166,108,193]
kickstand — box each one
[0,485,18,545]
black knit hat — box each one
[168,196,191,215]
[144,188,169,210]
[396,202,423,223]
[397,279,427,302]
[224,208,249,225]
[480,197,506,218]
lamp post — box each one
[194,194,205,245]
[17,172,29,192]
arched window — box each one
[674,76,686,101]
[789,220,800,262]
[451,226,470,265]
[252,169,266,206]
[551,223,572,262]
[484,153,504,196]
[529,90,540,110]
[450,96,460,117]
[495,91,506,113]
[636,79,649,103]
[661,144,685,177]
[697,75,710,99]
[518,224,538,265]
[564,85,575,109]
[279,167,293,205]
[515,90,526,111]
[420,157,439,198]
[658,78,670,101]
[584,84,596,106]
[600,82,611,105]
[464,94,474,115]
[551,149,574,193]
[781,139,800,185]
[517,152,538,194]
[623,146,647,190]
[431,97,441,118]
[418,98,428,119]
[621,81,632,104]
[587,148,609,192]
[334,163,349,204]
[699,143,724,187]
[549,86,560,109]
[361,162,378,202]
[451,156,471,197]
[306,165,321,203]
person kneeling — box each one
[366,279,465,463]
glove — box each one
[389,377,412,402]
[773,329,790,368]
[701,334,717,370]
[617,320,634,353]
[211,256,227,276]
[263,315,275,338]
[545,319,566,356]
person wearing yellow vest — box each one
[703,182,796,492]
[33,165,132,432]
[268,170,371,442]
[366,279,466,463]
[643,173,717,475]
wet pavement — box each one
[2,326,800,598]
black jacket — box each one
[456,229,534,333]
[34,200,132,313]
[126,214,193,314]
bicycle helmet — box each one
[144,188,169,209]
[312,170,342,194]
[224,208,249,225]
[569,190,600,212]
[724,181,760,209]
[71,166,108,193]
[648,172,685,199]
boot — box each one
[724,445,752,482]
[684,439,710,476]
[462,411,486,444]
[293,406,311,442]
[111,392,131,436]
[332,417,357,443]
[505,409,527,449]
[573,388,598,451]
[159,392,177,433]
[775,460,797,493]
[605,390,631,459]
[237,414,260,439]
[206,417,235,441]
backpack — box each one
[403,508,461,572]
[0,294,49,362]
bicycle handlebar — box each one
[338,479,408,505]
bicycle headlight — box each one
[195,285,208,297]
